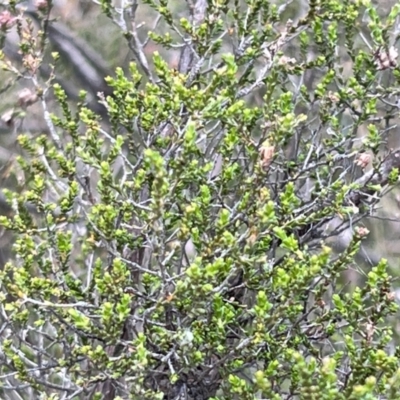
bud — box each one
[35,0,49,10]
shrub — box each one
[0,0,400,399]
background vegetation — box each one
[0,0,400,399]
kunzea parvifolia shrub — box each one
[1,0,400,399]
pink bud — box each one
[0,10,16,31]
[35,0,49,11]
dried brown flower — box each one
[386,291,396,302]
[327,91,340,103]
[0,10,16,30]
[355,226,369,238]
[1,109,15,127]
[277,56,296,66]
[17,88,38,108]
[23,54,40,74]
[365,321,375,343]
[259,141,275,170]
[374,46,398,70]
[354,153,371,169]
